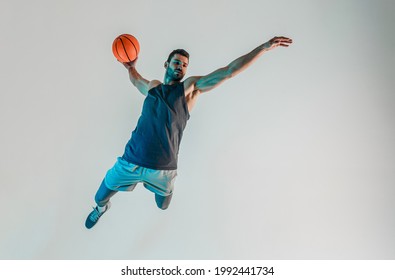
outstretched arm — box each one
[122,59,159,96]
[186,37,292,94]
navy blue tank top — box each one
[122,82,190,170]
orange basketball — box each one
[112,34,140,63]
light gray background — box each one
[0,0,394,259]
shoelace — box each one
[89,207,102,222]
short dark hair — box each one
[166,49,189,63]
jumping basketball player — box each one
[85,36,292,229]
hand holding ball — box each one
[112,34,140,63]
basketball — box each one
[112,34,140,63]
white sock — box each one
[97,205,107,213]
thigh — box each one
[104,157,141,191]
[142,168,178,196]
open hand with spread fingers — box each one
[263,36,293,51]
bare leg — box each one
[155,193,173,210]
[95,179,117,207]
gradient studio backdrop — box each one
[0,0,394,259]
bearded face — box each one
[165,54,189,82]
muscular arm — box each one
[123,59,160,96]
[127,67,150,96]
[187,37,292,94]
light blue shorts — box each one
[104,157,177,196]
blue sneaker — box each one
[85,202,111,229]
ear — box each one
[164,61,169,68]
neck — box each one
[164,75,181,85]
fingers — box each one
[270,37,293,48]
[121,61,130,69]
[273,36,292,41]
[121,57,138,69]
[272,37,293,44]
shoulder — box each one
[148,80,162,90]
[184,76,200,87]
[183,76,202,95]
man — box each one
[85,36,292,229]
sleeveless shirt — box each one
[122,82,190,170]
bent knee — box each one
[158,204,169,210]
[155,193,172,210]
